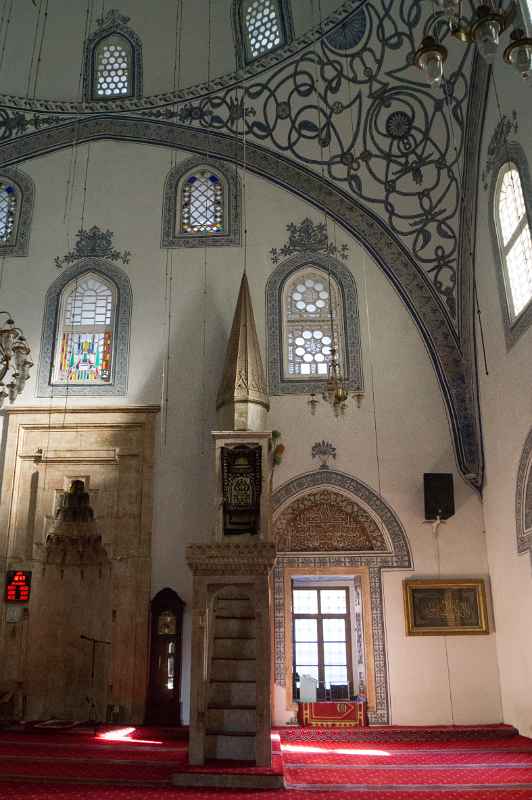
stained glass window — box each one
[180,169,224,235]
[53,274,115,385]
[243,0,283,59]
[283,268,344,379]
[0,181,17,242]
[94,34,132,98]
[495,163,532,321]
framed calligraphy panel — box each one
[403,579,489,636]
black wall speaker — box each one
[423,473,455,520]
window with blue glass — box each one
[0,181,18,244]
[180,170,224,235]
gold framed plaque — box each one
[403,579,489,636]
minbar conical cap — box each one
[216,272,270,420]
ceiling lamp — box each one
[0,312,32,408]
[415,2,528,85]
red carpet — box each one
[0,725,531,798]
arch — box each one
[0,166,34,257]
[146,588,185,725]
[37,258,132,397]
[162,156,241,248]
[233,0,294,68]
[267,252,363,395]
[0,117,482,487]
[488,141,532,348]
[83,10,142,102]
[516,426,532,559]
[272,469,412,724]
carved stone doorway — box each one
[145,589,185,725]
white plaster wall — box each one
[474,63,532,738]
[0,0,340,101]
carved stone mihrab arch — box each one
[0,117,481,487]
[272,469,413,724]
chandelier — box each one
[0,312,32,409]
[415,2,532,86]
[308,274,350,418]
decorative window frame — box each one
[488,141,532,349]
[0,166,34,257]
[516,426,532,562]
[82,11,143,102]
[161,156,241,249]
[232,0,294,69]
[266,252,363,396]
[37,258,132,397]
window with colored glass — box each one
[495,162,532,321]
[53,274,115,385]
[180,170,224,234]
[283,268,345,379]
[292,586,352,699]
[0,181,17,242]
[242,0,284,59]
[94,34,132,98]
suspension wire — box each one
[25,0,43,98]
[0,0,14,75]
[29,0,49,99]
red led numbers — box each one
[5,570,31,603]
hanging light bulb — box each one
[504,28,532,79]
[415,36,448,86]
[473,11,502,63]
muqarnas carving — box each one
[274,489,387,552]
[222,444,262,535]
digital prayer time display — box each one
[5,570,32,603]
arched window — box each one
[283,268,343,379]
[94,34,132,98]
[162,157,241,248]
[233,0,294,68]
[494,162,532,323]
[52,273,115,385]
[38,259,131,397]
[266,252,363,396]
[83,10,142,102]
[0,167,34,257]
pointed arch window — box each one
[94,34,132,98]
[283,267,344,379]
[0,181,17,243]
[233,0,294,67]
[162,157,241,248]
[494,162,532,322]
[0,167,34,257]
[52,273,115,385]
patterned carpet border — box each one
[277,725,519,743]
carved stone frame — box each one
[0,166,34,257]
[161,156,241,249]
[266,252,363,396]
[272,469,413,725]
[488,141,532,349]
[37,258,132,397]
[232,0,295,69]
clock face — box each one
[157,610,176,636]
[5,570,31,603]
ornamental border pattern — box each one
[515,426,532,556]
[487,140,532,349]
[272,469,413,725]
[266,251,363,395]
[161,156,241,248]
[0,115,482,486]
[0,165,34,257]
[37,257,132,397]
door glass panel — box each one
[295,642,318,665]
[324,641,347,665]
[294,618,317,642]
[320,589,346,614]
[322,617,346,641]
[293,589,318,614]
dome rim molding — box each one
[0,0,360,113]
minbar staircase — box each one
[206,590,257,761]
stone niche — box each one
[0,406,158,723]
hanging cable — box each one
[0,0,14,76]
